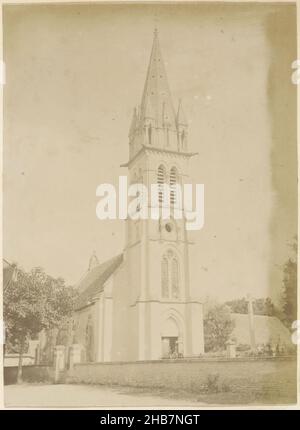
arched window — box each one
[148,123,152,145]
[85,315,94,362]
[161,251,180,299]
[138,168,143,182]
[131,170,138,185]
[157,165,166,204]
[161,257,169,298]
[170,166,178,205]
[181,130,185,148]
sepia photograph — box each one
[1,0,299,410]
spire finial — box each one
[88,251,99,271]
[154,9,159,37]
[177,98,188,126]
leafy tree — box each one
[253,297,276,316]
[226,296,277,316]
[261,297,276,316]
[204,304,235,352]
[4,265,77,383]
[225,297,248,314]
[281,238,297,328]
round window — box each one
[165,223,173,233]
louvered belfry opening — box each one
[157,164,165,204]
[170,166,177,206]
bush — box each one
[205,373,220,393]
[204,304,235,352]
[203,373,232,394]
[236,343,251,352]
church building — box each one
[72,30,205,362]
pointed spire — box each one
[129,107,137,137]
[88,251,99,271]
[139,29,176,130]
[144,96,155,121]
[176,99,188,127]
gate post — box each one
[54,345,66,383]
[226,340,237,359]
[69,344,84,374]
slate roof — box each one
[75,254,123,310]
[231,313,293,347]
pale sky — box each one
[3,3,297,303]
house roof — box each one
[75,254,123,310]
[3,259,16,289]
[231,313,292,346]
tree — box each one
[281,238,297,328]
[4,265,77,383]
[262,297,276,316]
[253,297,276,316]
[225,297,248,314]
[226,296,277,316]
[203,304,235,352]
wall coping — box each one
[4,364,52,369]
[4,353,35,358]
[74,355,297,366]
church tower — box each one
[121,30,204,360]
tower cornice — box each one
[121,144,198,168]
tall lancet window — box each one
[171,258,180,298]
[181,130,185,149]
[147,123,152,145]
[157,165,166,205]
[161,251,180,299]
[170,167,178,206]
[161,257,169,298]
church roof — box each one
[75,254,123,310]
[231,313,293,347]
[128,107,137,137]
[139,29,176,130]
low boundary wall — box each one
[68,356,297,401]
[4,365,53,385]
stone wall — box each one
[4,365,53,385]
[68,357,297,402]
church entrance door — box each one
[162,336,178,358]
[161,317,182,359]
